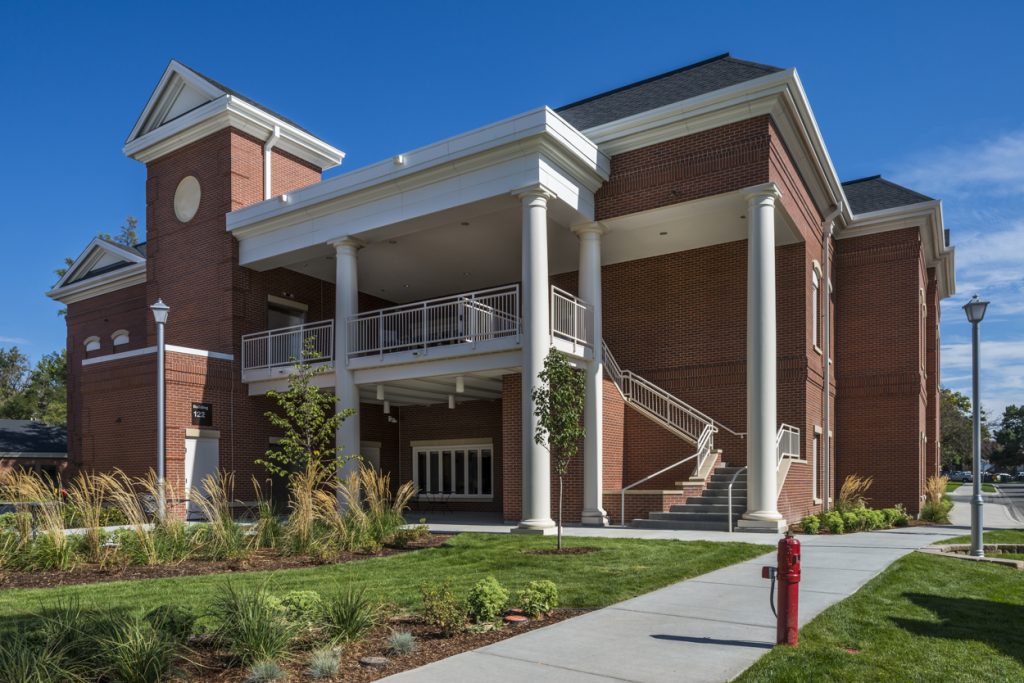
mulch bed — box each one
[0,534,450,590]
[187,609,588,682]
[524,547,598,556]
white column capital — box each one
[513,184,555,204]
[571,221,608,237]
[743,182,782,206]
[329,236,365,253]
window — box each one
[413,443,493,498]
[84,336,100,352]
[812,429,820,501]
[111,329,130,346]
[811,264,821,352]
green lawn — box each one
[735,549,1024,682]
[0,533,770,629]
[940,529,1024,545]
[945,482,996,493]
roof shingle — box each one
[842,176,934,214]
[556,53,783,130]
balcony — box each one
[240,285,593,387]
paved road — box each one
[996,483,1024,523]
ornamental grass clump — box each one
[245,660,287,683]
[1,469,75,570]
[209,582,297,665]
[320,586,379,643]
[388,630,417,655]
[836,474,873,513]
[921,474,953,523]
[190,471,248,560]
[64,470,108,562]
[96,613,180,683]
[305,647,342,680]
[97,470,159,565]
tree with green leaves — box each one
[257,339,356,478]
[940,387,990,470]
[991,405,1024,471]
[0,348,67,426]
[0,347,33,420]
[532,348,586,550]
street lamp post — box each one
[150,299,170,523]
[962,294,989,558]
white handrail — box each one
[776,423,801,469]
[727,466,748,534]
[347,285,520,359]
[241,319,334,371]
[550,286,592,352]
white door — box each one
[185,433,220,520]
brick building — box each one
[48,54,955,530]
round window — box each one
[173,175,201,223]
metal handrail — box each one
[776,423,801,470]
[619,448,700,527]
[550,286,593,352]
[347,285,520,359]
[727,466,748,534]
[241,319,334,371]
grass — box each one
[940,529,1024,545]
[735,550,1024,682]
[0,534,770,625]
[945,482,996,493]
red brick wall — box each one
[596,117,771,220]
[835,228,928,512]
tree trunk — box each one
[557,475,563,551]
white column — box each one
[739,184,786,532]
[575,223,608,526]
[515,186,556,534]
[332,237,363,484]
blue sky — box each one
[1,1,1021,418]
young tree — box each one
[939,387,990,470]
[991,405,1024,471]
[257,339,356,478]
[532,348,585,550]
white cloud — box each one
[942,340,1024,418]
[0,336,29,345]
[895,130,1024,199]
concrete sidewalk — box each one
[947,483,1023,528]
[382,524,973,683]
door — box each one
[185,431,220,520]
[267,301,306,366]
[361,442,381,473]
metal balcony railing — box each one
[550,286,592,353]
[241,319,334,372]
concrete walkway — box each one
[387,504,1022,682]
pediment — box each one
[54,238,145,290]
[126,61,226,145]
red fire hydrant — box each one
[762,532,801,646]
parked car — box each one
[950,471,968,482]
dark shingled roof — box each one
[842,176,934,214]
[556,53,783,130]
[181,62,319,138]
[0,420,67,457]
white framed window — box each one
[84,335,101,352]
[413,442,494,499]
[812,428,821,501]
[811,263,822,352]
[111,329,130,346]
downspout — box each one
[263,125,281,200]
[820,201,843,512]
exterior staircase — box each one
[631,464,747,531]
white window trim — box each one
[811,265,822,355]
[812,426,822,502]
[413,442,494,500]
[84,335,101,352]
[111,329,130,346]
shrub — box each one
[891,504,910,527]
[467,576,509,623]
[388,630,417,655]
[420,582,467,636]
[280,590,323,627]
[96,614,179,683]
[821,511,845,535]
[518,580,559,618]
[836,474,873,512]
[920,496,953,524]
[800,515,820,534]
[866,509,886,530]
[306,647,342,679]
[245,660,287,683]
[320,586,379,643]
[208,582,297,665]
[841,510,863,532]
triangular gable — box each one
[53,237,146,290]
[126,60,226,145]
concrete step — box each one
[630,518,729,531]
[649,511,733,522]
[709,473,747,483]
[700,488,747,499]
[670,502,745,514]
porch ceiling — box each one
[358,370,507,407]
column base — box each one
[512,518,557,535]
[735,516,788,533]
[581,509,610,527]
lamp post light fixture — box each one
[962,294,989,557]
[150,299,170,523]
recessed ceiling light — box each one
[659,231,668,236]
[740,215,746,220]
[387,239,398,245]
[463,271,471,276]
[403,284,410,288]
[461,221,470,226]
